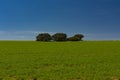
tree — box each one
[74,34,84,41]
[36,33,52,41]
[52,33,67,41]
[67,37,80,41]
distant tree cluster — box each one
[36,33,84,42]
[36,33,52,41]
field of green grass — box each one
[0,41,120,80]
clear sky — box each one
[0,0,120,40]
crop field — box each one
[0,41,120,80]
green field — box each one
[0,41,120,80]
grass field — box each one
[0,41,120,80]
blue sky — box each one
[0,0,120,40]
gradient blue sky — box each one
[0,0,120,40]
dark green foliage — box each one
[36,33,52,41]
[74,34,84,41]
[36,33,84,42]
[67,34,84,41]
[52,33,67,41]
[67,37,80,41]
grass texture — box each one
[0,41,120,80]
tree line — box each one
[36,33,84,41]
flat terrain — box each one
[0,41,120,80]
